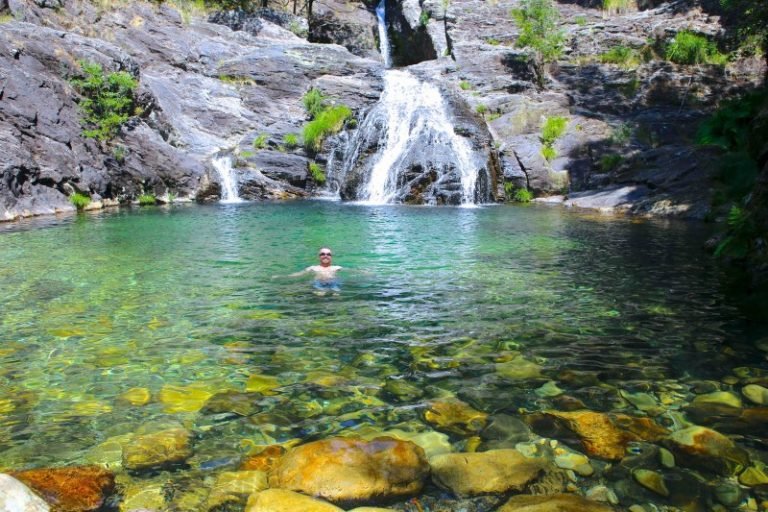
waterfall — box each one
[328,70,485,205]
[212,155,243,203]
[376,0,391,68]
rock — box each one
[742,384,768,405]
[308,0,379,59]
[495,356,544,381]
[740,466,768,487]
[84,433,134,470]
[633,469,669,497]
[422,398,488,435]
[664,426,750,476]
[246,374,281,394]
[157,384,214,413]
[0,474,50,512]
[553,447,593,477]
[358,428,452,459]
[201,390,263,417]
[585,485,619,505]
[480,414,532,449]
[245,489,343,512]
[692,391,743,409]
[383,379,424,401]
[347,508,397,512]
[536,381,564,398]
[122,428,193,471]
[240,445,286,472]
[10,466,114,512]
[205,471,269,509]
[117,387,151,406]
[525,410,668,460]
[119,483,166,512]
[269,437,429,504]
[497,493,615,511]
[429,449,545,497]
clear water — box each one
[0,203,763,493]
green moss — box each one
[488,112,501,121]
[476,104,488,115]
[459,80,472,91]
[666,31,727,65]
[252,134,268,149]
[218,74,256,86]
[513,188,534,202]
[302,105,352,151]
[541,116,568,146]
[419,10,430,26]
[284,133,300,148]
[239,150,255,159]
[486,38,501,46]
[302,88,326,119]
[600,45,642,68]
[138,194,157,205]
[309,162,326,184]
[541,145,557,161]
[70,192,91,210]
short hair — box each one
[318,247,332,255]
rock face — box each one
[10,466,115,512]
[0,474,50,512]
[268,437,430,504]
[429,450,545,496]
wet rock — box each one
[269,437,429,504]
[714,480,745,507]
[358,428,452,459]
[585,485,619,505]
[632,469,669,497]
[119,482,166,512]
[692,391,742,409]
[0,474,50,512]
[663,426,750,476]
[383,379,424,401]
[347,508,397,512]
[10,466,115,512]
[122,428,193,471]
[553,446,593,476]
[240,445,286,472]
[246,374,281,394]
[551,395,587,411]
[742,384,768,405]
[495,356,543,381]
[423,397,488,435]
[497,493,615,511]
[157,384,214,413]
[205,470,269,509]
[525,410,668,460]
[201,390,263,417]
[117,387,151,406]
[429,449,545,496]
[480,414,532,449]
[245,488,343,512]
[84,433,134,470]
[739,465,768,487]
[536,381,564,398]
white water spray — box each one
[376,0,391,68]
[212,155,244,203]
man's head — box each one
[318,247,333,267]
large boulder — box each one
[268,437,430,504]
[0,474,50,512]
[122,427,193,471]
[429,450,545,496]
[10,466,114,512]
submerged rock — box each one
[423,398,488,436]
[205,470,269,509]
[245,489,343,512]
[10,466,115,512]
[269,437,429,504]
[497,493,615,511]
[122,428,193,471]
[429,449,545,497]
[0,474,50,512]
[240,445,286,472]
[663,426,750,476]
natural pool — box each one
[1,201,766,511]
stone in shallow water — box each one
[429,449,545,497]
[10,466,115,512]
[240,445,286,472]
[122,428,193,471]
[739,465,768,487]
[358,428,452,459]
[480,414,533,449]
[525,410,668,460]
[632,469,669,497]
[117,387,151,406]
[0,474,50,512]
[497,493,615,511]
[742,384,768,405]
[495,357,543,381]
[423,398,488,435]
[692,391,743,408]
[663,426,750,476]
[158,384,214,413]
[269,437,429,504]
[119,483,166,512]
[246,374,281,394]
[205,471,268,509]
[84,433,135,470]
[201,390,263,416]
[245,489,343,512]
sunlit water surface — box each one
[0,202,764,485]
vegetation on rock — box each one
[511,0,564,63]
[283,133,299,148]
[138,193,157,205]
[303,105,352,151]
[252,133,268,149]
[308,162,326,184]
[70,61,138,141]
[302,88,326,119]
[602,0,634,14]
[540,116,567,161]
[70,192,91,210]
[666,31,727,66]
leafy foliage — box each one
[459,81,472,91]
[309,162,326,184]
[302,105,352,151]
[419,10,430,26]
[665,31,727,65]
[70,192,91,210]
[475,104,488,116]
[715,206,754,258]
[70,61,138,141]
[541,116,568,145]
[252,133,268,149]
[513,188,534,202]
[138,194,157,205]
[302,88,326,119]
[541,145,557,161]
[510,0,564,62]
[719,0,768,57]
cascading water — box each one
[375,0,391,69]
[325,0,489,205]
[212,155,244,203]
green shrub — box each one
[511,0,564,62]
[603,0,634,14]
[419,10,430,26]
[715,205,754,258]
[302,105,352,151]
[513,188,534,202]
[252,133,268,149]
[70,61,138,141]
[459,80,472,91]
[600,154,623,172]
[541,145,557,161]
[666,31,727,65]
[476,104,488,115]
[284,133,300,148]
[302,88,326,119]
[600,46,642,68]
[138,193,157,205]
[309,162,326,184]
[70,192,91,210]
[541,116,568,145]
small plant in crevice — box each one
[419,10,430,26]
[252,133,268,150]
[486,38,501,46]
[70,192,91,210]
[510,0,564,63]
[112,145,126,163]
[610,122,633,146]
[138,193,157,205]
[600,45,643,68]
[602,0,635,15]
[303,105,352,151]
[459,80,472,91]
[665,31,727,65]
[513,188,534,202]
[475,104,488,116]
[302,88,326,119]
[69,60,138,141]
[541,145,557,161]
[540,115,567,161]
[488,112,502,121]
[239,150,255,159]
[284,133,300,149]
[600,154,624,172]
[308,162,326,184]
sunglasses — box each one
[319,252,332,256]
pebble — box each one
[633,469,669,497]
[743,384,768,405]
[692,391,742,408]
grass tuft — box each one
[138,193,157,205]
[309,162,326,184]
[70,192,91,210]
[302,105,352,151]
[666,31,727,65]
[302,88,326,119]
[252,133,268,150]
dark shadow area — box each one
[385,0,437,66]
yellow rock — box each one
[430,450,545,496]
[740,466,768,487]
[122,428,192,470]
[692,391,742,408]
[48,327,86,337]
[158,384,213,413]
[206,471,269,509]
[71,400,113,416]
[246,374,280,395]
[495,357,543,380]
[423,398,488,435]
[498,493,615,512]
[118,387,151,406]
[84,433,134,469]
[305,371,348,388]
[633,469,669,497]
[245,489,343,512]
[120,483,165,512]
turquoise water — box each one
[0,202,763,500]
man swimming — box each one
[289,247,342,293]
